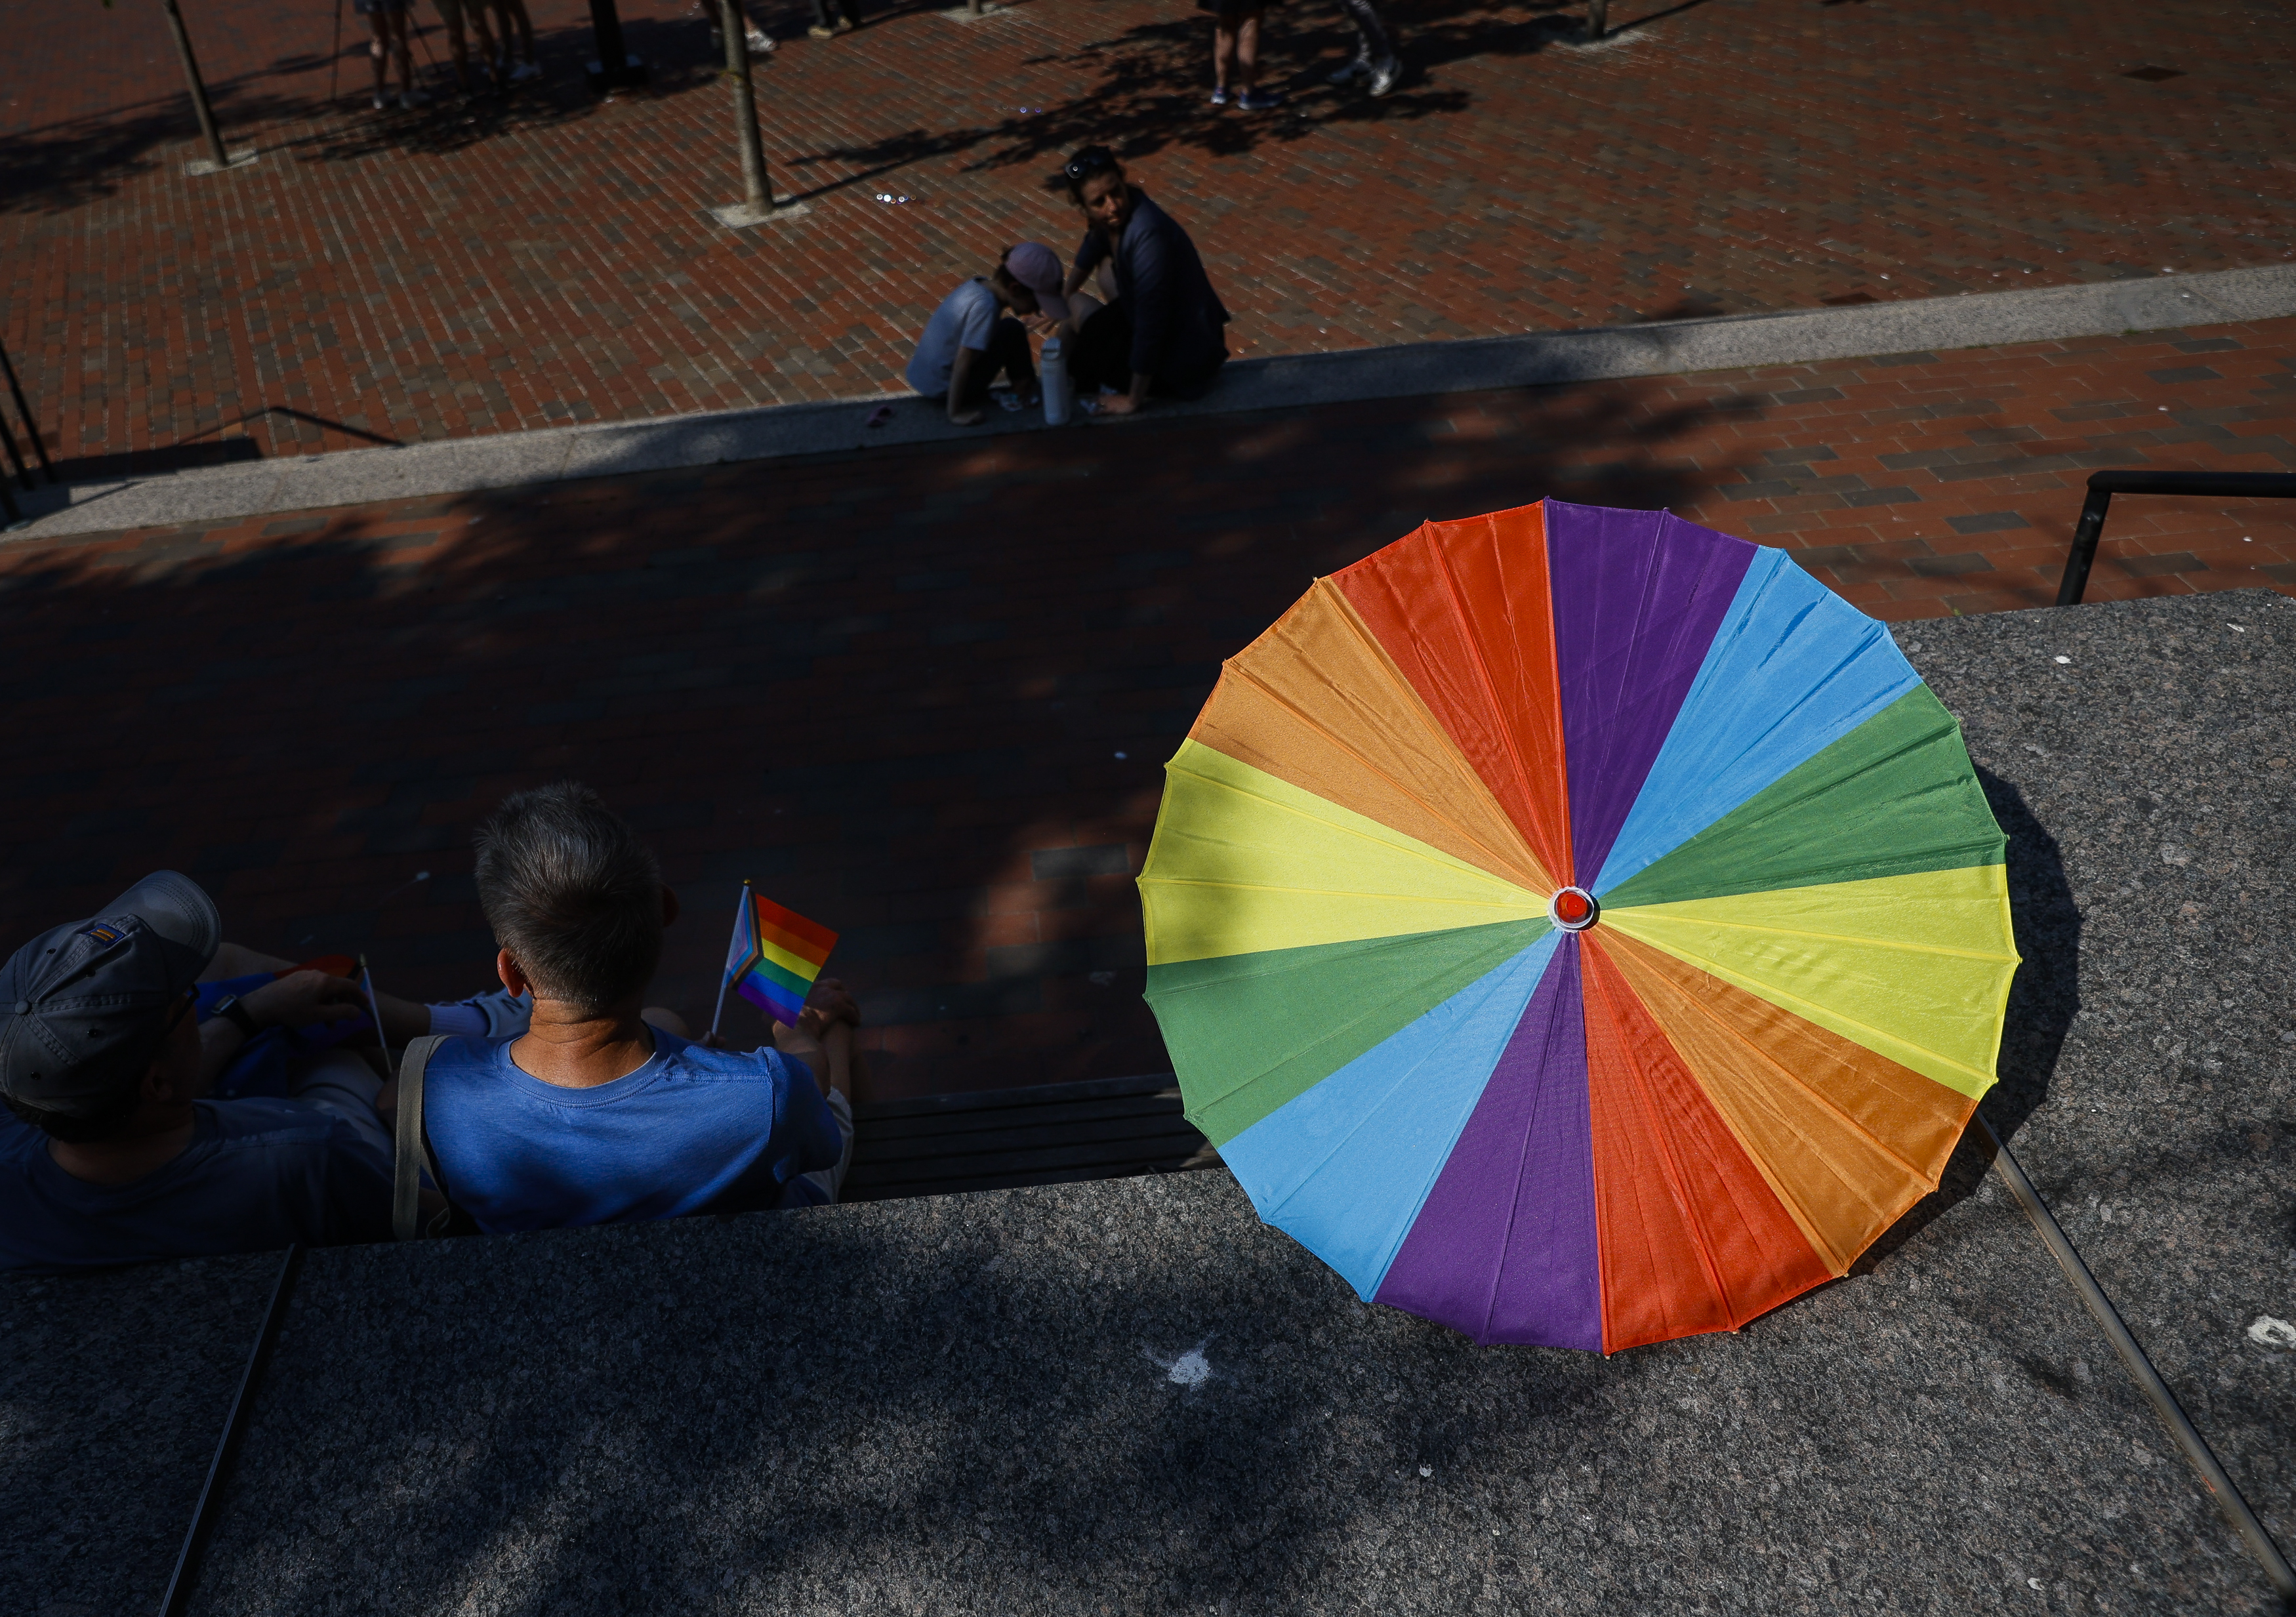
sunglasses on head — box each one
[1064,148,1119,183]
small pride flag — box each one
[713,883,838,1034]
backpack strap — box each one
[392,1034,448,1242]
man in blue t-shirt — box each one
[389,781,855,1235]
[0,873,396,1274]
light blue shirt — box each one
[906,277,1000,396]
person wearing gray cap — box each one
[905,242,1067,427]
[0,873,398,1273]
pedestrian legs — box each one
[434,0,500,92]
[1338,0,1397,76]
[366,3,417,107]
[809,0,862,37]
[489,0,540,78]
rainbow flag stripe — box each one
[726,889,838,1026]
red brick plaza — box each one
[2,321,2289,1099]
[1,0,2291,1100]
[2,0,2290,464]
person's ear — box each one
[497,949,532,998]
[661,887,680,928]
[143,1011,202,1107]
[140,1057,178,1108]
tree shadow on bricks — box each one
[795,0,1649,182]
[0,16,732,205]
[0,85,316,217]
[0,371,1740,1105]
[292,17,727,163]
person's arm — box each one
[945,344,988,426]
[200,942,296,981]
[1066,232,1108,297]
[200,944,432,1046]
[1097,219,1173,418]
[196,970,368,1084]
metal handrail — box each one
[2056,469,2296,606]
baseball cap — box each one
[1004,241,1065,310]
[0,872,222,1116]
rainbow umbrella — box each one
[1138,501,2020,1353]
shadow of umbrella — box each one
[1852,764,2080,1275]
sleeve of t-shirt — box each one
[780,1064,844,1177]
[1073,229,1109,282]
[954,283,998,354]
[1126,218,1178,381]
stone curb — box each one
[9,264,2291,542]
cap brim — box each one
[104,871,221,973]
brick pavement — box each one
[3,0,2291,470]
[1,320,2286,1101]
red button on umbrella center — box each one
[1549,887,1597,930]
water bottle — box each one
[1041,338,1074,427]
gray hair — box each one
[472,783,664,1018]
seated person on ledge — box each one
[380,781,859,1235]
[1058,145,1231,416]
[905,241,1067,427]
[0,873,396,1273]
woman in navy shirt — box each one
[1058,147,1232,416]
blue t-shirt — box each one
[0,1101,392,1274]
[421,1029,842,1235]
[905,277,1001,396]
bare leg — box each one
[466,1,499,76]
[386,10,417,97]
[492,0,535,63]
[1063,289,1103,340]
[367,11,392,102]
[1212,19,1236,91]
[1235,10,1260,93]
[443,14,471,91]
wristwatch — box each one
[209,994,262,1039]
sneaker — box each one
[400,88,431,108]
[1237,87,1284,112]
[1368,58,1401,96]
[509,58,542,82]
[1209,86,1230,106]
[807,21,836,36]
[373,92,391,110]
[747,26,775,52]
[1327,58,1367,85]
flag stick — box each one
[358,954,392,1075]
[708,880,750,1040]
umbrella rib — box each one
[1168,770,1543,895]
[1479,945,1577,1343]
[1584,944,1748,1330]
[1608,933,1999,1094]
[1225,619,1552,891]
[1143,874,1535,903]
[1422,523,1569,882]
[1321,590,1557,891]
[1635,949,1937,1185]
[1609,912,2019,964]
